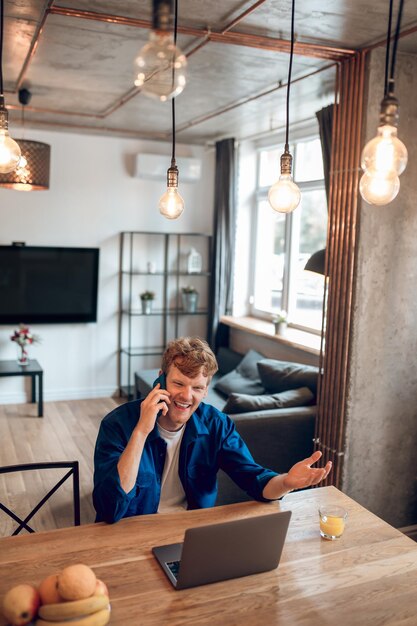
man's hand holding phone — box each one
[137,376,170,436]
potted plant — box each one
[140,290,155,315]
[181,286,199,313]
[10,324,41,365]
[272,310,288,336]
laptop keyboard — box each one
[166,560,181,579]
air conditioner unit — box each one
[134,153,202,182]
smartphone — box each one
[152,373,167,419]
[153,372,166,390]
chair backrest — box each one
[0,461,80,536]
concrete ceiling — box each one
[3,0,417,144]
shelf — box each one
[120,346,165,357]
[122,309,209,316]
[122,309,167,316]
[118,231,212,394]
[121,271,211,277]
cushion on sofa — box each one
[214,349,265,396]
[257,359,319,395]
[223,386,315,414]
[215,346,244,376]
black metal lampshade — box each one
[0,139,50,190]
[304,248,326,275]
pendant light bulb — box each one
[359,0,407,209]
[0,129,21,173]
[361,124,407,177]
[159,160,184,219]
[134,0,187,101]
[268,152,301,214]
[0,98,21,174]
[359,169,400,206]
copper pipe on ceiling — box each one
[11,2,351,137]
[239,114,324,142]
[13,118,170,140]
[175,63,336,134]
[100,87,141,117]
[208,30,354,59]
[12,2,351,134]
[362,22,417,52]
[8,61,335,136]
[7,103,103,119]
[15,0,55,90]
[184,34,211,59]
[49,6,355,61]
[221,0,268,34]
[186,0,269,58]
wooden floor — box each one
[0,397,124,536]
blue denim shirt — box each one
[93,399,278,523]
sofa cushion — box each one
[215,346,244,376]
[257,359,319,395]
[214,349,265,396]
[223,386,315,414]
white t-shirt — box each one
[157,423,187,513]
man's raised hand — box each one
[283,450,332,491]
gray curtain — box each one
[207,138,236,350]
[316,104,334,203]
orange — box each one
[38,574,62,605]
[57,564,97,601]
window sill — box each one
[220,315,322,356]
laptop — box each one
[152,510,291,590]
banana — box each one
[36,607,111,626]
[38,594,109,621]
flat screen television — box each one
[0,245,99,324]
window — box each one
[251,135,327,332]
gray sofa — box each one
[134,347,318,505]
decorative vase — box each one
[182,292,199,313]
[141,299,153,315]
[17,344,29,366]
[274,321,287,336]
[187,248,202,274]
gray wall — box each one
[342,49,417,527]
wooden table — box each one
[1,486,417,625]
[0,359,43,417]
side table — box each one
[0,359,43,417]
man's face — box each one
[158,364,209,431]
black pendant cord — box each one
[0,0,4,96]
[171,0,178,164]
[384,0,394,97]
[388,0,404,93]
[284,0,295,152]
[171,98,176,162]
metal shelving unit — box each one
[118,231,212,398]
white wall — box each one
[0,128,215,403]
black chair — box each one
[0,461,80,536]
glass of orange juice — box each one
[319,505,348,540]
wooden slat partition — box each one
[315,52,366,487]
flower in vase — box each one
[11,324,41,364]
[10,324,41,347]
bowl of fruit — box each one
[1,563,110,626]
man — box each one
[93,337,331,523]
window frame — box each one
[249,128,327,335]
